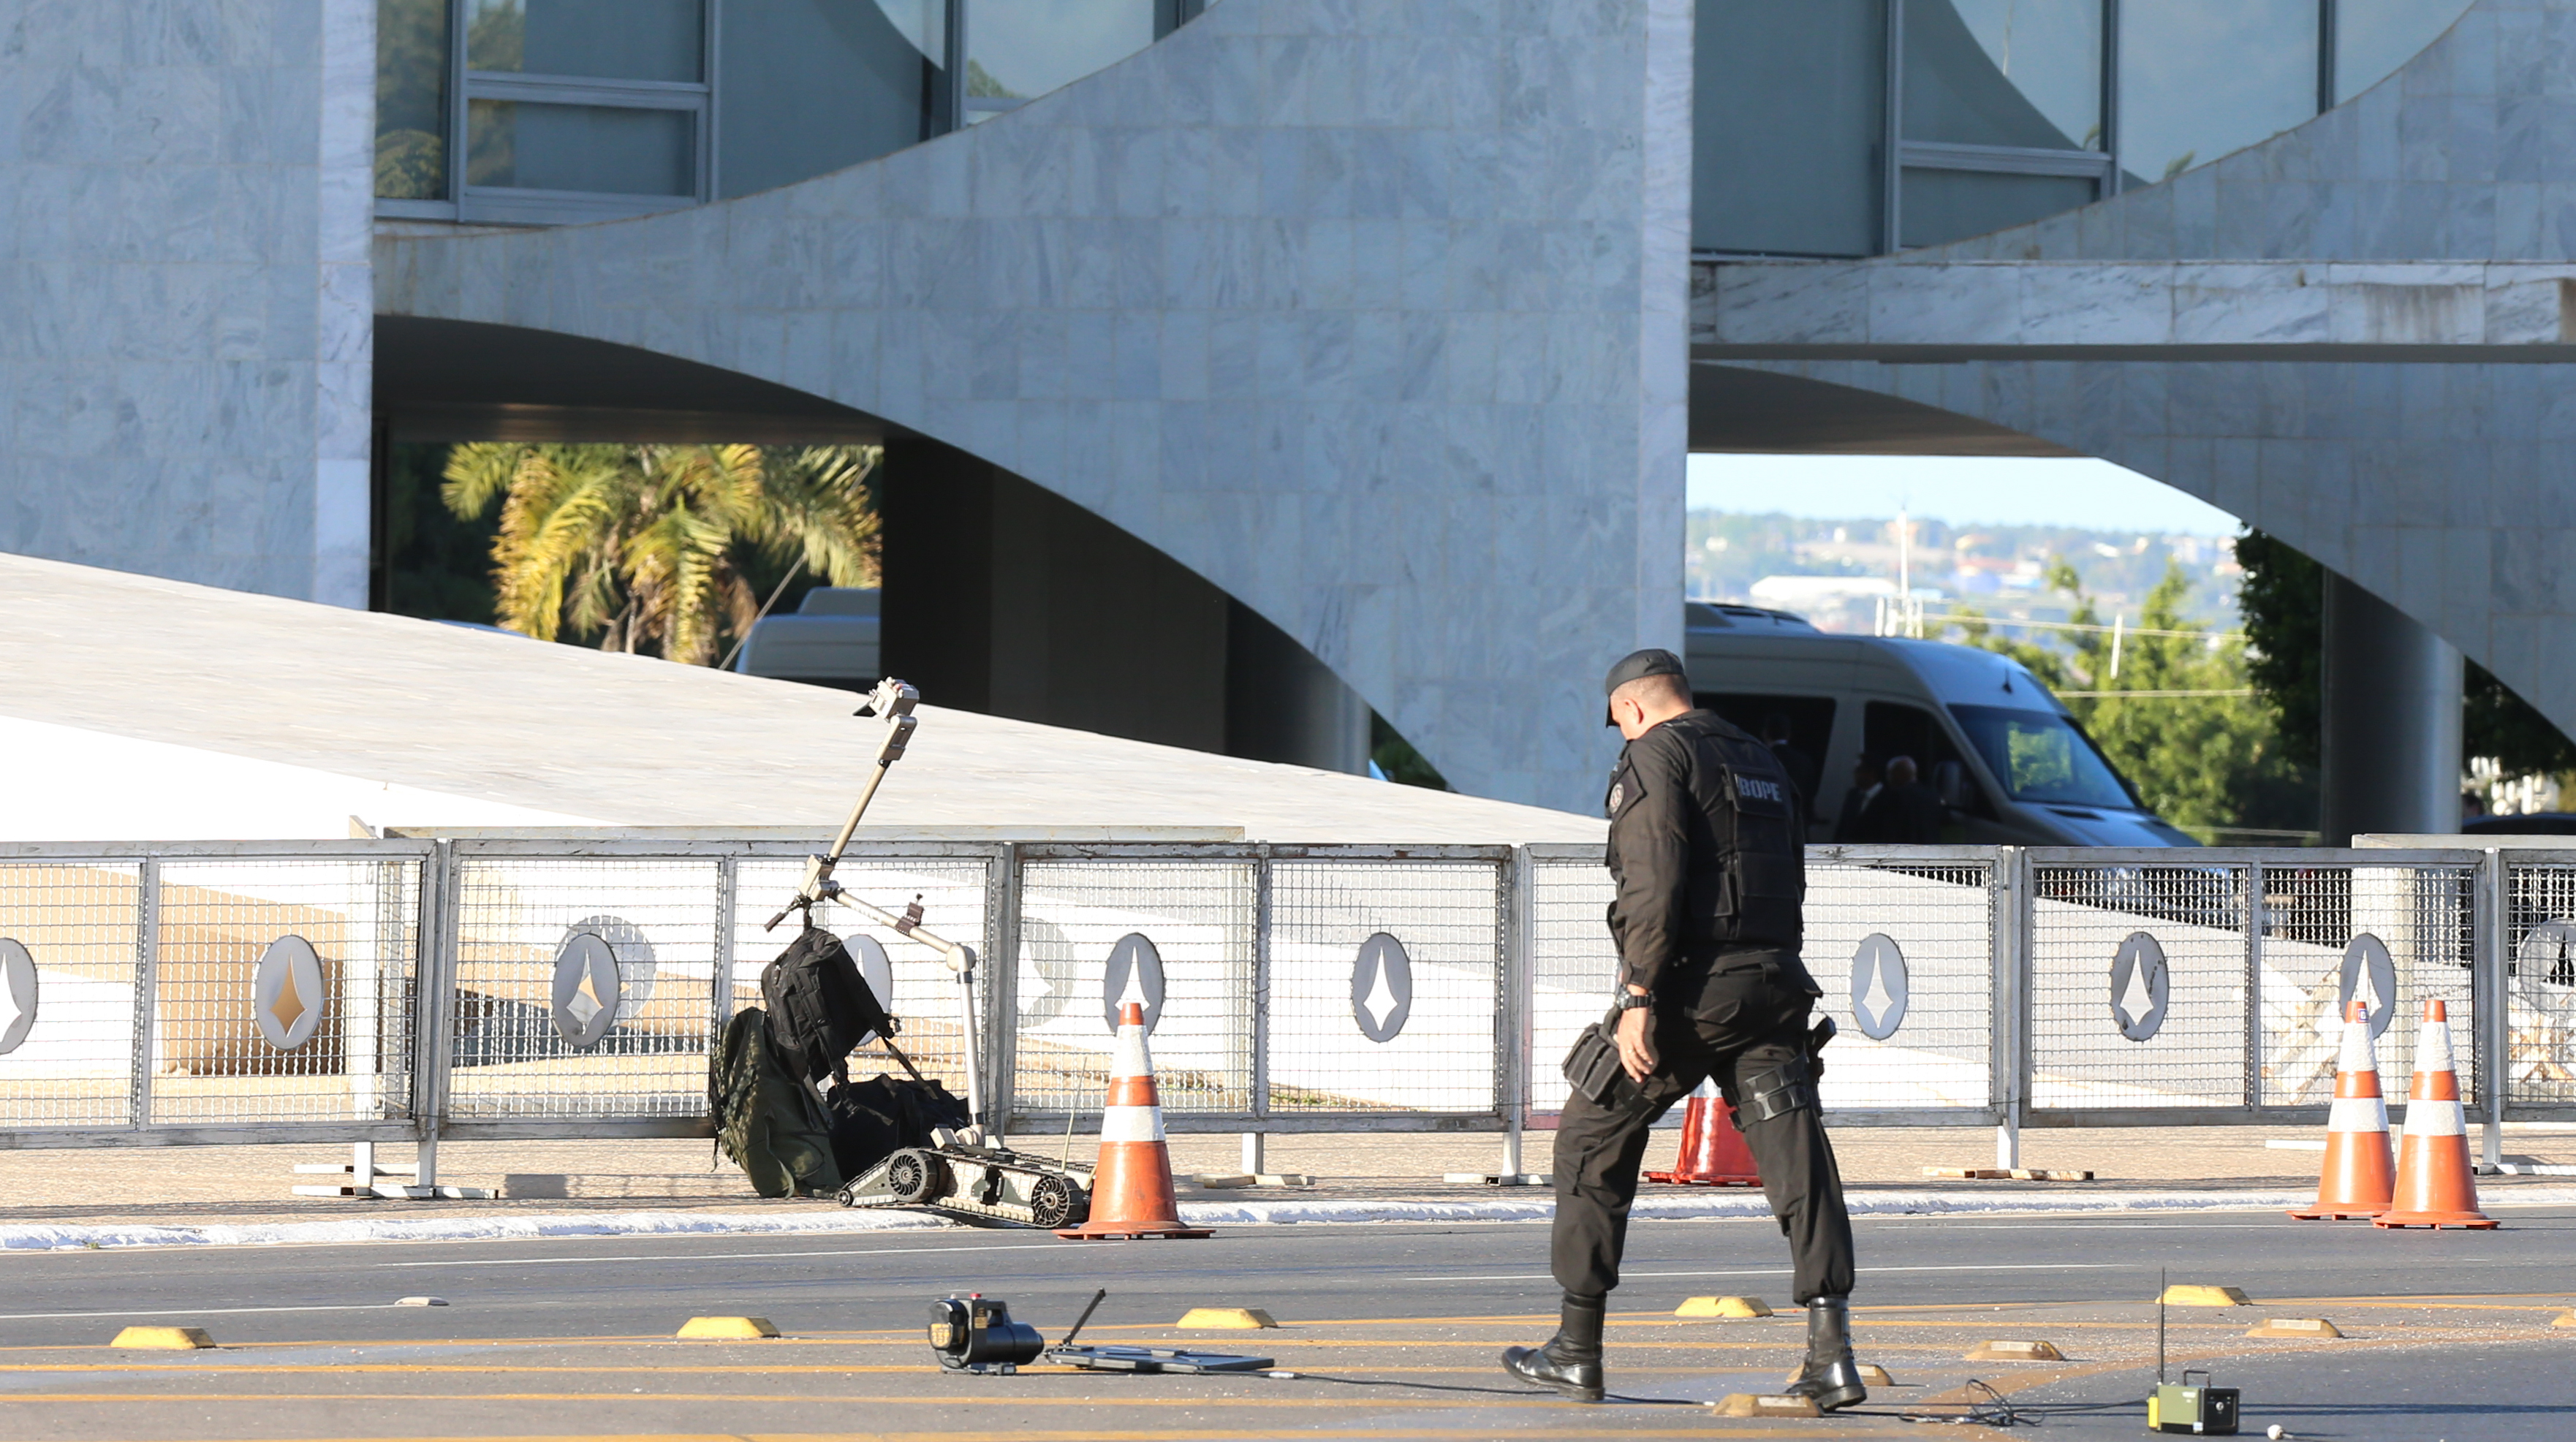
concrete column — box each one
[2319,573,2464,843]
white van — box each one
[1681,603,2195,847]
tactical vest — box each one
[1608,711,1806,949]
[1703,723,1806,947]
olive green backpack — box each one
[710,1006,842,1198]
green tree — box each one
[1945,558,2304,840]
[2235,528,2576,778]
[442,442,880,664]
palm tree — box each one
[441,443,879,665]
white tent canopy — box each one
[0,555,1602,845]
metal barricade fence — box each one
[0,842,431,1146]
[0,839,2545,1158]
[2501,850,2576,1117]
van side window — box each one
[1694,693,1834,810]
[1863,701,1989,819]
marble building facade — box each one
[4,1,2562,817]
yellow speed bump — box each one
[1784,1363,1896,1386]
[2161,1284,2252,1307]
[1964,1339,2064,1362]
[675,1316,780,1340]
[2550,1310,2576,1329]
[2246,1317,2343,1339]
[1675,1295,1773,1318]
[110,1326,213,1351]
[1176,1307,1277,1329]
[1711,1393,1820,1418]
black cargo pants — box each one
[1550,948,1856,1304]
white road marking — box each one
[0,1304,398,1321]
[1406,1262,2142,1282]
[375,1240,1069,1268]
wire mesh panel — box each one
[1528,857,1615,1114]
[2504,859,2576,1109]
[447,856,719,1121]
[0,862,141,1129]
[1011,859,1252,1116]
[732,854,993,1101]
[1268,859,1502,1116]
[2028,862,2251,1111]
[2257,860,2478,1108]
[150,858,420,1126]
[1806,855,1995,1112]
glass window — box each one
[1903,0,2102,151]
[2119,1,2317,185]
[1899,167,2095,247]
[1950,704,2137,810]
[1695,0,1885,256]
[377,0,451,200]
[2335,0,2475,103]
[720,0,950,198]
[468,0,705,81]
[966,0,1157,119]
[467,99,697,194]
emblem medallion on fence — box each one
[2515,920,2576,1078]
[2110,932,2170,1041]
[2340,934,2398,1040]
[1352,933,1413,1043]
[252,935,327,1051]
[550,932,621,1050]
[1102,933,1165,1034]
[566,914,655,1020]
[849,933,895,1044]
[1848,933,1908,1040]
[0,938,36,1055]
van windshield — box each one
[1948,705,2137,811]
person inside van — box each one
[1832,755,1882,843]
[1860,756,1945,844]
[1762,713,1822,811]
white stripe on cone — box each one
[2327,1096,2389,1134]
[1100,1104,1165,1143]
[2401,1100,2467,1139]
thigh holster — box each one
[1738,1057,1819,1125]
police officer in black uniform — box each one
[1504,648,1863,1409]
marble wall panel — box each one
[1,0,370,606]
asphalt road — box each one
[0,1202,2569,1440]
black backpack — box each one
[761,926,894,1086]
[825,1074,973,1178]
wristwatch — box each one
[1612,990,1654,1014]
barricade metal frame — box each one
[1,838,2565,1166]
[0,840,435,1150]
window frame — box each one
[378,0,1211,224]
[1697,0,2393,258]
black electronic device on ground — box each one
[928,1294,1045,1375]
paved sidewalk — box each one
[5,1124,2572,1233]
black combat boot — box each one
[1501,1292,1605,1401]
[1784,1296,1866,1411]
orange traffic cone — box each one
[1058,1001,1211,1240]
[1645,1079,1762,1187]
[2375,1000,2496,1230]
[2289,1001,2395,1220]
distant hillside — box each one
[1687,510,2241,635]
